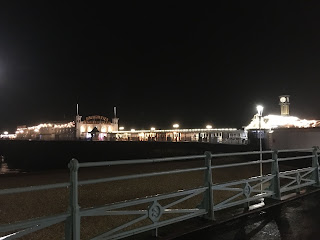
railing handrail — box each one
[78,154,205,168]
[0,182,70,195]
[277,148,314,153]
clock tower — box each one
[279,95,290,116]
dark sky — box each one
[1,2,320,132]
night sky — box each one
[1,2,320,132]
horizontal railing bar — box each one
[0,213,69,233]
[279,167,315,176]
[213,193,272,211]
[102,215,148,237]
[212,174,274,189]
[78,155,206,168]
[78,150,281,169]
[278,155,315,162]
[79,167,207,186]
[0,182,70,196]
[98,210,207,240]
[163,209,202,214]
[212,187,243,191]
[80,187,207,216]
[280,181,315,193]
[278,148,313,153]
[4,221,55,240]
[103,210,147,216]
[212,159,274,169]
[211,150,273,158]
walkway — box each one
[175,190,320,240]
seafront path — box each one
[174,190,320,240]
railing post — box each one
[312,146,320,187]
[68,158,80,240]
[200,151,215,220]
[269,150,281,200]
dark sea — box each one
[0,140,255,174]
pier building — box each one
[13,106,247,144]
[245,95,320,149]
[113,128,247,144]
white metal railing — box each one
[0,147,319,239]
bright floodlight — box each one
[3,131,8,135]
[206,125,212,129]
[256,105,264,116]
[150,127,155,131]
[173,124,179,128]
[119,126,124,130]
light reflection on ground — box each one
[0,156,20,174]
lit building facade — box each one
[245,95,320,149]
[14,114,119,141]
[75,115,119,140]
[114,128,247,144]
[15,122,76,140]
[12,105,247,144]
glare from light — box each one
[150,127,155,131]
[173,124,179,128]
[119,126,124,130]
[131,129,135,132]
[245,114,320,130]
[256,105,264,116]
[206,125,212,129]
[34,129,39,133]
[3,131,8,135]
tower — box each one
[112,106,119,131]
[279,95,290,116]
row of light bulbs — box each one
[119,124,213,132]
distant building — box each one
[113,128,247,144]
[15,114,119,141]
[15,122,75,140]
[245,95,320,149]
[13,106,247,144]
[75,114,119,140]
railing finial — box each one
[68,158,79,172]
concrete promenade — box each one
[175,190,320,240]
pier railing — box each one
[0,147,319,239]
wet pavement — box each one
[175,191,320,240]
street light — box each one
[206,125,212,129]
[256,105,264,193]
[172,124,180,142]
[150,127,155,131]
[119,126,124,131]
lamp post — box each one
[256,105,264,193]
